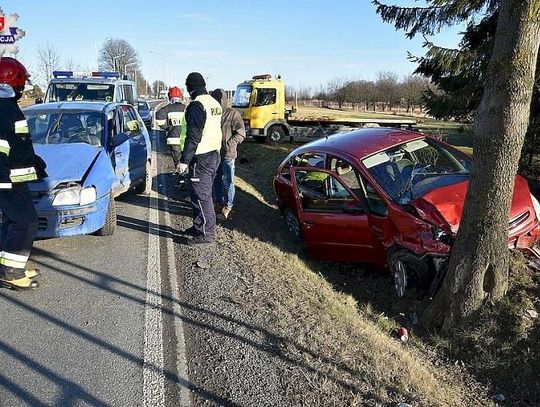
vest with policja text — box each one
[194,94,223,155]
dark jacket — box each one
[210,89,245,160]
[155,101,186,142]
[180,86,207,165]
[0,97,46,188]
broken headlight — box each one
[52,186,96,206]
[432,226,454,246]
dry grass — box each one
[221,142,494,406]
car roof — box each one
[295,128,426,160]
[23,101,126,114]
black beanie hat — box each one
[185,72,206,90]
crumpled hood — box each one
[411,176,532,233]
[30,143,102,191]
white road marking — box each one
[161,174,192,406]
[143,147,165,407]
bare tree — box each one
[375,71,400,111]
[424,0,540,330]
[152,80,167,98]
[402,75,430,113]
[36,42,61,86]
[99,38,140,74]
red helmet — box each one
[168,86,183,99]
[0,57,30,91]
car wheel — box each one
[95,193,117,236]
[135,160,152,195]
[267,125,286,144]
[388,249,431,298]
[283,208,302,240]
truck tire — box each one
[267,125,286,144]
[135,160,152,195]
[95,194,117,236]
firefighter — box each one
[0,57,47,290]
[155,86,186,167]
[177,72,222,245]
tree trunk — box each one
[424,0,540,331]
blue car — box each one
[23,102,152,237]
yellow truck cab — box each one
[232,74,290,143]
[232,74,417,144]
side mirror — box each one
[111,132,129,148]
[342,202,365,215]
[35,98,43,104]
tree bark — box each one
[424,0,540,331]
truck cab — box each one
[42,71,138,106]
[232,74,289,143]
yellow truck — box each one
[232,74,417,143]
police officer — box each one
[177,72,222,245]
[155,86,186,169]
[0,57,47,290]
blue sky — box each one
[1,0,463,91]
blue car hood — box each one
[30,143,102,191]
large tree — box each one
[375,0,540,330]
[99,38,140,74]
[36,42,61,86]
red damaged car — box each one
[273,128,540,297]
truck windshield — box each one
[26,111,104,146]
[232,85,252,108]
[46,83,115,102]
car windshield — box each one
[362,138,471,204]
[26,111,104,146]
[137,101,149,111]
[232,85,252,108]
[46,82,115,102]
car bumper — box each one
[36,194,109,238]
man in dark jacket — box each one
[177,72,223,245]
[210,88,245,220]
[0,57,47,290]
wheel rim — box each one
[394,260,407,298]
[285,211,300,237]
[269,130,282,142]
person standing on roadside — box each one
[176,72,223,245]
[0,57,47,291]
[210,88,245,220]
[155,86,186,185]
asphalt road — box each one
[0,131,189,407]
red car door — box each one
[291,168,381,264]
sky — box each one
[0,0,463,92]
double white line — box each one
[143,140,190,406]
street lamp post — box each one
[112,53,126,72]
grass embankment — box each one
[224,142,493,406]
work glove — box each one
[176,163,188,174]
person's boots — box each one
[0,276,39,290]
[25,269,40,279]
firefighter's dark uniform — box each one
[155,100,186,167]
[0,95,46,287]
[180,75,222,243]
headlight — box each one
[531,194,540,220]
[52,186,96,206]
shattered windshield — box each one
[26,111,104,146]
[362,138,471,204]
[232,85,252,108]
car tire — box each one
[95,194,117,236]
[267,125,286,144]
[254,136,266,143]
[388,249,432,298]
[135,160,152,195]
[283,208,302,241]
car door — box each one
[108,108,130,196]
[120,105,148,185]
[291,167,380,264]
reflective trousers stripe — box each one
[0,183,12,189]
[0,251,29,269]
